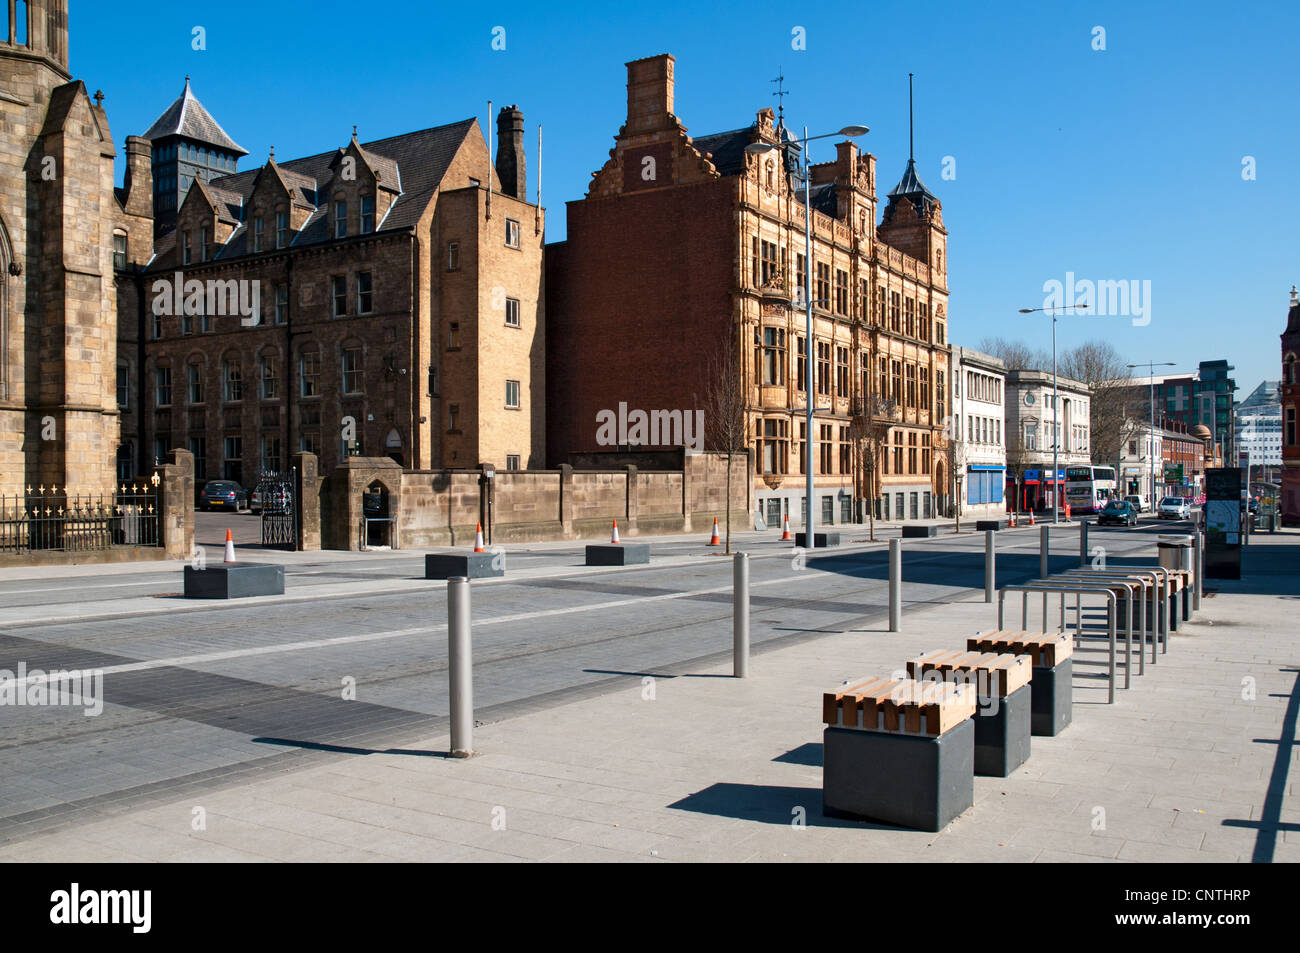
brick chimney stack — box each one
[495,105,526,200]
[123,135,154,219]
[625,54,675,134]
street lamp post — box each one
[1019,304,1088,522]
[746,123,868,547]
[1128,361,1176,510]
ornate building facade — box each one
[547,54,951,525]
[1281,287,1300,525]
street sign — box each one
[1163,464,1184,482]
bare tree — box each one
[851,394,899,541]
[704,332,749,554]
[978,336,1048,371]
[1057,340,1143,471]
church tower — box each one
[1,0,125,494]
[876,74,948,286]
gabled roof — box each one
[186,178,243,225]
[149,118,479,265]
[143,78,248,156]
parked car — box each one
[1097,500,1138,527]
[1157,496,1191,520]
[199,480,247,511]
[1124,494,1148,514]
[251,483,291,516]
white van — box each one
[1124,494,1149,513]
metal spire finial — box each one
[771,69,788,126]
[908,73,915,162]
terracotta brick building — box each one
[118,100,545,486]
[1281,287,1300,524]
[0,0,149,495]
[547,54,951,526]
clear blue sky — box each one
[76,0,1298,394]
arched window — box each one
[1286,354,1297,386]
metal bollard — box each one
[1079,519,1088,567]
[1040,524,1050,580]
[889,538,901,632]
[733,552,749,678]
[448,576,473,758]
[1193,529,1202,611]
[984,530,995,603]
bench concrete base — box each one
[425,553,504,579]
[1030,658,1072,736]
[794,532,841,548]
[973,684,1032,777]
[822,720,975,832]
[585,543,650,566]
[975,519,1006,531]
[901,524,938,538]
[183,564,284,599]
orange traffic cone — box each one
[708,517,721,546]
[611,519,621,544]
[1028,510,1035,526]
[473,521,485,553]
[223,528,236,563]
[781,513,792,541]
[1008,512,1016,528]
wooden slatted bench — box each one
[905,651,1032,777]
[821,677,977,831]
[967,631,1072,737]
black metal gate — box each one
[258,469,297,550]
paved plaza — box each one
[0,520,1295,862]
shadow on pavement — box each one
[667,781,890,829]
[252,737,449,758]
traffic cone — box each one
[611,519,621,544]
[1008,512,1016,528]
[223,528,236,563]
[473,522,485,553]
[781,513,792,541]
[708,517,721,546]
[1028,510,1035,526]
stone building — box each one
[1281,288,1300,524]
[1004,369,1091,513]
[949,345,1006,521]
[118,100,545,485]
[546,54,951,527]
[0,0,150,495]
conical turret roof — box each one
[143,77,247,156]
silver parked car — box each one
[1157,496,1191,520]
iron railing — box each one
[0,483,161,554]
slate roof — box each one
[887,157,939,207]
[148,118,479,267]
[691,122,801,178]
[143,78,248,156]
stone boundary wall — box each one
[320,450,749,550]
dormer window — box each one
[361,195,375,234]
[335,200,348,239]
[275,211,288,249]
[180,231,190,265]
[199,226,208,262]
[252,216,263,253]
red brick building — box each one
[547,54,951,526]
[1281,287,1300,524]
